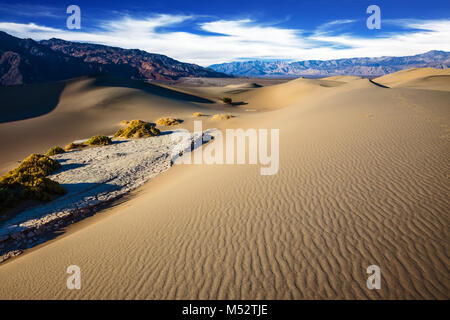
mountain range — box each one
[1,30,449,85]
[209,51,450,78]
[0,31,228,86]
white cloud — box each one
[313,19,356,36]
[0,15,449,66]
[310,19,450,59]
[0,4,60,18]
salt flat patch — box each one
[0,130,213,236]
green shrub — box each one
[85,135,112,146]
[64,142,84,151]
[221,97,232,104]
[114,120,161,138]
[156,117,182,126]
[12,153,61,176]
[211,113,233,121]
[45,146,65,156]
[0,154,66,212]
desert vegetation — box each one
[85,135,112,146]
[156,117,182,126]
[0,154,66,212]
[64,142,84,151]
[45,146,65,156]
[211,113,233,121]
[114,120,161,138]
[192,112,204,117]
[221,97,232,104]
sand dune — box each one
[322,75,362,82]
[0,69,449,299]
[225,82,263,89]
[223,82,263,94]
[0,81,67,123]
[0,129,212,238]
[386,75,450,91]
[172,77,288,88]
[0,75,222,174]
[375,68,450,90]
[230,77,348,111]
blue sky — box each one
[0,0,449,66]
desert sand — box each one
[375,67,450,90]
[0,129,212,237]
[0,69,448,299]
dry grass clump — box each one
[45,146,65,156]
[85,135,112,146]
[0,154,66,211]
[192,112,204,117]
[156,117,182,126]
[211,113,233,121]
[221,97,232,104]
[64,142,84,151]
[114,120,160,138]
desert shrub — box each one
[0,154,66,211]
[64,142,84,151]
[12,153,61,177]
[85,135,112,146]
[45,146,65,156]
[114,120,161,138]
[192,112,204,117]
[211,113,233,121]
[221,97,232,104]
[156,117,182,126]
[0,185,16,209]
[120,120,129,125]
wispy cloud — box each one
[0,14,449,66]
[310,19,450,59]
[0,3,61,18]
[313,19,357,36]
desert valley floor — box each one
[0,68,449,299]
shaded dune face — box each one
[0,75,217,174]
[0,81,66,123]
[0,68,449,299]
[88,76,215,103]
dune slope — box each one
[0,75,219,174]
[375,67,450,90]
[0,72,448,299]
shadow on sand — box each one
[91,75,215,103]
[0,81,66,123]
[0,131,215,259]
[369,79,390,88]
[0,74,215,124]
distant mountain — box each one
[0,31,228,86]
[0,31,99,86]
[39,38,228,81]
[209,51,450,78]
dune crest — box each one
[375,67,450,90]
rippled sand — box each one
[0,70,449,299]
